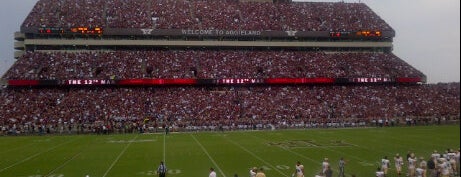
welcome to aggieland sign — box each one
[180,29,262,36]
[113,28,395,38]
[109,28,394,38]
[107,28,299,37]
[21,27,395,38]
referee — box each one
[157,161,167,177]
[338,157,345,177]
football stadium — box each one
[0,0,460,177]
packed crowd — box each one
[4,0,455,138]
[0,83,459,135]
[22,0,392,31]
[3,50,424,80]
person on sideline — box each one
[256,167,266,177]
[338,157,346,177]
[426,157,436,177]
[157,161,167,177]
[250,167,257,177]
[209,167,217,177]
[394,153,404,177]
[408,153,417,177]
[325,166,333,177]
[294,161,305,177]
[322,158,330,175]
[381,156,390,175]
[376,167,384,177]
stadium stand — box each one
[21,0,392,31]
[0,84,459,134]
[3,50,424,80]
[1,0,459,135]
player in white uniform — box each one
[376,167,385,177]
[381,156,390,175]
[209,168,217,177]
[322,158,330,175]
[294,161,304,177]
[439,158,450,177]
[431,150,440,166]
[419,157,427,177]
[455,149,460,176]
[314,174,323,177]
[250,167,257,177]
[394,153,404,176]
[256,168,266,177]
[441,156,453,176]
[416,167,425,177]
[447,149,457,176]
[408,153,417,177]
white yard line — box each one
[190,134,227,177]
[45,151,82,176]
[163,132,166,163]
[102,135,138,177]
[45,137,97,176]
[0,137,78,173]
[224,136,290,177]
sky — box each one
[0,0,459,84]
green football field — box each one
[0,125,459,177]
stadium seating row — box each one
[0,83,459,133]
[5,0,457,136]
[3,50,423,80]
[22,0,392,31]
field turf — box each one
[0,125,459,177]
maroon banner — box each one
[117,79,197,85]
[395,77,424,83]
[8,80,40,86]
[6,77,424,87]
[265,78,335,84]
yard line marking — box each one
[190,134,227,177]
[102,135,138,177]
[0,137,79,173]
[163,131,166,164]
[44,137,96,176]
[224,136,289,177]
[45,151,82,176]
